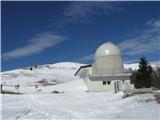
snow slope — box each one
[1,61,159,94]
[1,62,158,94]
[124,62,158,70]
[1,79,160,119]
[1,62,83,86]
[124,63,139,70]
[1,62,160,119]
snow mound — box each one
[1,79,159,119]
[124,63,139,70]
[1,62,83,87]
[124,63,157,70]
[49,62,84,68]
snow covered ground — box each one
[1,79,160,120]
[1,62,160,119]
[1,62,83,87]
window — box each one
[103,81,106,85]
[103,81,111,85]
[107,81,111,85]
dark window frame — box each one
[103,81,106,85]
[107,81,111,85]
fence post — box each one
[35,85,38,93]
[1,84,2,93]
[17,84,20,93]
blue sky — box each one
[2,1,160,71]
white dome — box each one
[95,42,121,58]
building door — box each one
[114,81,121,93]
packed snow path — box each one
[1,80,160,120]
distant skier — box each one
[35,65,38,69]
[30,67,33,71]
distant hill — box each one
[1,62,83,86]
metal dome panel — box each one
[95,42,121,58]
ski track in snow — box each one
[2,90,160,120]
[15,95,54,119]
[15,95,31,120]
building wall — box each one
[77,67,131,92]
[84,77,115,92]
[92,55,124,75]
[84,76,131,92]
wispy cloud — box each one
[62,1,122,24]
[78,54,94,63]
[2,32,66,61]
[79,19,160,64]
[146,18,160,28]
[119,19,160,56]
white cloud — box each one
[119,19,160,56]
[153,20,160,28]
[145,19,154,25]
[2,32,66,61]
[79,19,160,64]
[78,54,94,62]
[146,19,160,28]
[63,2,122,23]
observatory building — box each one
[75,42,132,92]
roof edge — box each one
[74,64,92,76]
